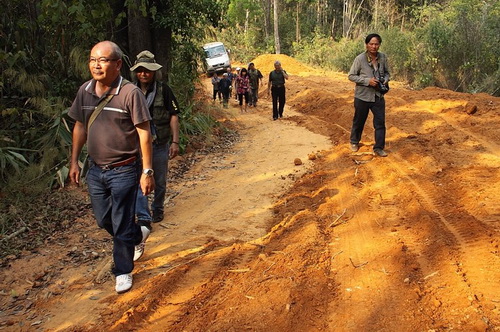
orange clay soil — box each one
[1,54,499,332]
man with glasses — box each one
[69,41,155,294]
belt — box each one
[96,156,137,170]
[272,84,284,88]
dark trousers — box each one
[350,96,386,150]
[213,89,221,101]
[250,88,259,105]
[238,91,249,105]
[86,161,143,276]
[271,86,286,119]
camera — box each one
[377,76,389,94]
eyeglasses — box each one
[89,57,120,65]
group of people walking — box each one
[211,63,265,113]
[68,33,389,295]
[211,61,287,117]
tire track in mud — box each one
[314,142,424,330]
[385,153,500,327]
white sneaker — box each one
[115,273,133,293]
[133,226,151,261]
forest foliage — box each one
[220,0,499,95]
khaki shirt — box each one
[348,52,390,102]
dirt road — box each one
[1,54,499,331]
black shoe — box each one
[273,117,278,121]
[373,149,388,157]
[350,143,359,152]
[152,211,164,223]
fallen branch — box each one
[349,257,368,268]
[228,268,251,273]
[329,209,347,227]
[331,250,343,260]
[263,262,276,276]
[423,271,439,280]
[1,227,27,241]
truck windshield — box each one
[205,45,226,59]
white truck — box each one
[203,42,231,75]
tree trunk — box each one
[273,0,281,54]
[127,0,152,64]
[245,8,250,34]
[260,0,271,39]
[296,2,300,43]
[343,0,365,38]
[153,26,172,81]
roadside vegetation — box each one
[1,0,498,257]
[220,0,499,94]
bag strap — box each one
[87,79,130,131]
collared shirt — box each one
[69,76,151,165]
[348,51,390,102]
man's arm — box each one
[169,115,180,158]
[283,70,289,80]
[69,121,87,185]
[136,121,155,195]
[165,84,180,158]
[267,72,272,96]
[348,56,371,86]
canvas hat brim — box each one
[130,62,162,72]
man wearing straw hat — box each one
[130,50,180,261]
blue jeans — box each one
[350,96,386,150]
[86,161,142,276]
[136,143,169,222]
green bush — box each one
[380,29,416,83]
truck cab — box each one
[203,42,231,75]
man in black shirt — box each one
[267,61,289,120]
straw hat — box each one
[130,50,163,72]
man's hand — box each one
[70,121,86,186]
[169,143,180,159]
[369,77,379,87]
[140,174,155,196]
[69,161,81,185]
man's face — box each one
[366,38,381,54]
[249,64,255,70]
[136,67,155,85]
[274,63,281,71]
[89,43,122,85]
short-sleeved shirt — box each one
[69,76,151,165]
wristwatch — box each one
[142,168,154,177]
